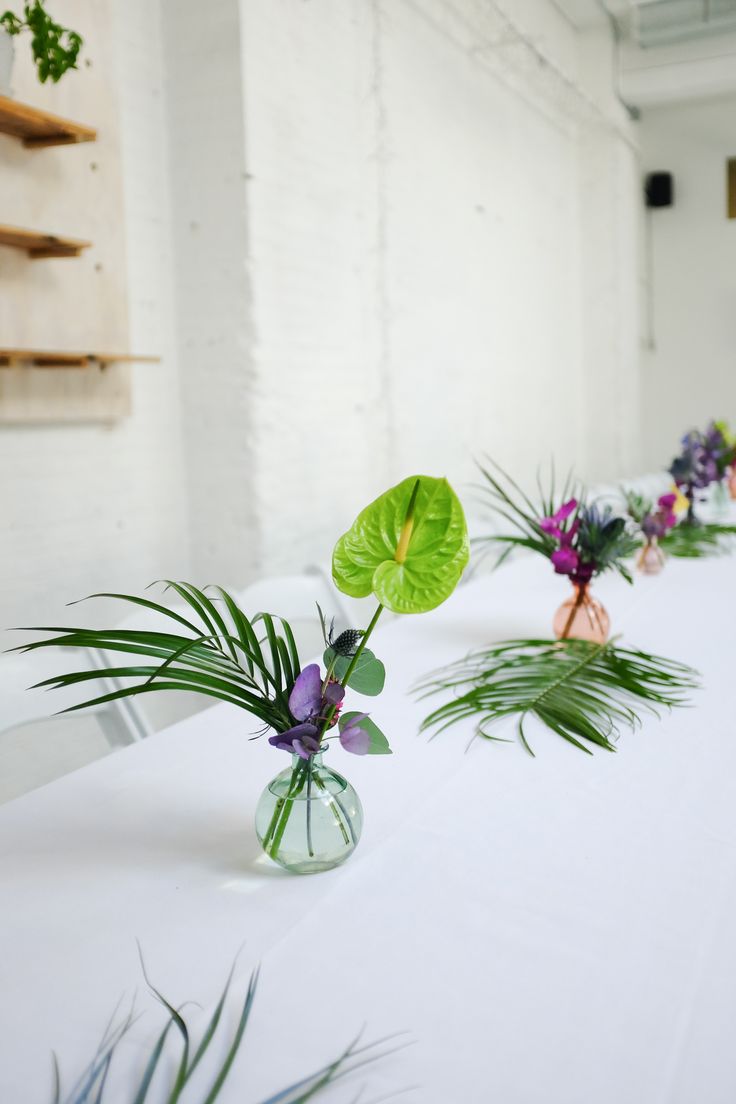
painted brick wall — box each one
[0,0,189,629]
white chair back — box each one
[0,648,143,745]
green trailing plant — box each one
[416,638,699,756]
[53,954,408,1104]
[1,1,82,83]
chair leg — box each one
[95,707,140,750]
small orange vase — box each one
[729,466,736,501]
[553,582,609,643]
[636,537,665,576]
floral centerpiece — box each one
[624,490,678,574]
[477,461,637,642]
[17,475,468,875]
[715,420,736,500]
[668,421,731,524]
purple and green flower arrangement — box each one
[668,421,733,524]
[476,461,637,640]
[17,475,469,875]
[624,491,678,574]
[539,498,636,586]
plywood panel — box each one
[0,363,130,422]
[0,1,133,422]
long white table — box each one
[1,547,735,1103]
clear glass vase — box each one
[636,536,665,575]
[255,752,363,874]
[729,467,736,501]
[552,582,609,643]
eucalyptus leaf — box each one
[339,711,392,755]
[324,647,385,696]
[332,475,469,614]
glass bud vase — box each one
[553,582,609,643]
[255,752,363,875]
[636,537,665,576]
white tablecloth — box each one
[1,546,735,1103]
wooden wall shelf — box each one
[0,95,97,148]
[0,349,159,368]
[0,224,91,258]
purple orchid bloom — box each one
[540,498,577,538]
[551,546,579,576]
[268,663,345,759]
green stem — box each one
[318,603,384,739]
[312,771,352,846]
[263,761,306,856]
[306,758,314,857]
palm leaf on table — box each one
[661,522,736,558]
[55,960,409,1104]
[12,582,304,734]
[416,638,699,756]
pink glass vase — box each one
[636,537,665,576]
[553,582,609,643]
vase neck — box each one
[291,751,325,770]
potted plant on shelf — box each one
[16,475,469,875]
[0,0,82,93]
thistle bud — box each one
[330,628,364,657]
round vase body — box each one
[637,538,665,576]
[255,753,363,874]
[553,583,609,643]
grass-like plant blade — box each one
[417,637,699,755]
[136,947,190,1103]
[200,967,260,1104]
[130,1018,176,1104]
[53,958,407,1104]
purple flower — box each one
[551,546,579,576]
[269,663,346,759]
[339,712,371,755]
[269,723,322,760]
[540,498,577,538]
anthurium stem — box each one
[318,602,384,741]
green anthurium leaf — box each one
[339,711,392,755]
[323,647,386,696]
[332,475,469,614]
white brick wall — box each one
[0,0,190,628]
[1,0,644,633]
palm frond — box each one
[416,638,699,756]
[54,961,408,1104]
[661,522,736,558]
[11,583,303,734]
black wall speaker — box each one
[645,172,674,208]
